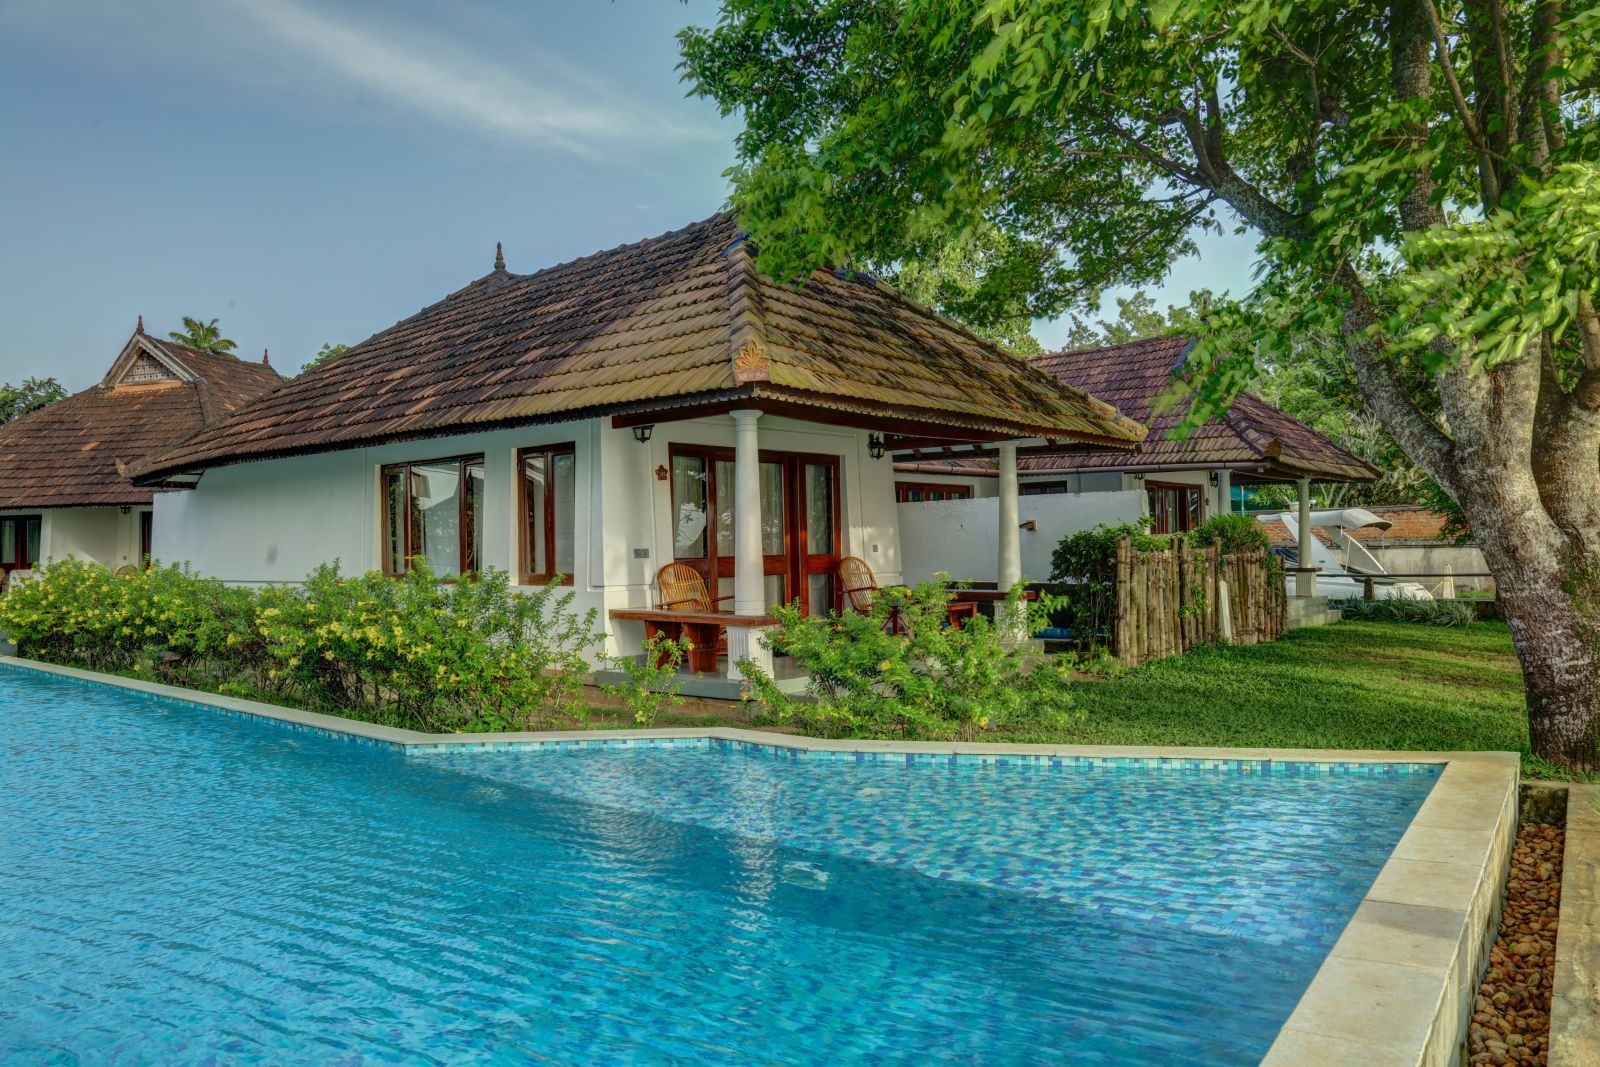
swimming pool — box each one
[0,668,1440,1065]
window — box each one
[1146,481,1203,535]
[0,515,41,571]
[381,455,484,577]
[895,481,973,503]
[520,445,576,584]
[1020,481,1074,496]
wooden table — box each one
[610,608,778,673]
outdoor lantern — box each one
[868,433,886,460]
[633,424,654,444]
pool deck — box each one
[2,655,1520,1067]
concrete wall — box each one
[152,413,899,659]
[897,489,1145,584]
[1361,543,1493,595]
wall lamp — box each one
[868,433,886,460]
[632,424,654,444]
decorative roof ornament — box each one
[732,338,770,383]
[494,241,505,271]
[136,315,144,335]
[262,348,270,366]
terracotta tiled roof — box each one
[898,335,1375,481]
[1027,336,1376,480]
[132,215,1143,482]
[0,334,282,509]
[1260,507,1458,545]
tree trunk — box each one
[1450,440,1600,771]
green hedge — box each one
[0,558,617,732]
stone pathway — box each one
[1470,821,1563,1065]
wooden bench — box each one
[610,608,777,674]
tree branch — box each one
[1421,0,1501,204]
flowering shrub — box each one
[0,559,245,672]
[0,559,607,732]
[739,581,1079,740]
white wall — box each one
[152,413,900,660]
[36,508,119,566]
[897,489,1146,584]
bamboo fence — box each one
[1112,538,1288,667]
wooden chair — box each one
[837,556,978,631]
[656,562,732,614]
[837,556,880,614]
[608,563,765,674]
[114,564,138,578]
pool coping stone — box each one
[1,655,1519,1067]
[1551,783,1600,1067]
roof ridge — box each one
[724,235,771,385]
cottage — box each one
[131,216,1143,675]
[892,335,1376,592]
[0,323,280,576]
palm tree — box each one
[167,316,237,356]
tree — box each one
[681,1,1600,767]
[888,228,1044,356]
[0,377,66,423]
[167,317,237,356]
[1061,289,1215,349]
[300,342,348,374]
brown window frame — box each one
[381,454,485,578]
[1019,480,1074,497]
[895,481,973,503]
[1146,480,1203,535]
[518,444,577,586]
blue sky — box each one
[0,0,1257,388]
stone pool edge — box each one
[2,655,1518,1067]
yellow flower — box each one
[877,660,893,672]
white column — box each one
[727,409,773,679]
[997,441,1021,590]
[1215,469,1232,517]
[1296,477,1316,598]
[996,441,1027,642]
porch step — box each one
[1287,596,1341,629]
[592,659,812,702]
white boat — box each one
[1259,507,1435,600]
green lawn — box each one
[987,619,1586,779]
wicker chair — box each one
[655,562,733,613]
[114,564,139,578]
[837,556,881,614]
[837,556,977,632]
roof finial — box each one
[262,347,270,365]
[136,314,144,335]
[494,241,505,271]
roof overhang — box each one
[134,380,1144,486]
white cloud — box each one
[228,0,708,158]
[0,0,719,159]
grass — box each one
[989,620,1594,782]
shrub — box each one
[0,559,241,673]
[739,581,1080,740]
[1189,512,1270,554]
[602,633,693,726]
[1332,596,1479,626]
[1048,521,1177,643]
[1,558,611,732]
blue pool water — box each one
[0,669,1439,1065]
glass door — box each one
[795,460,841,615]
[670,447,840,617]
